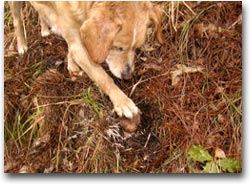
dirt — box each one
[4,2,242,173]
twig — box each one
[129,71,170,97]
[144,133,151,148]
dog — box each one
[9,1,164,119]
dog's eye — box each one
[112,46,124,52]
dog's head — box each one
[80,2,164,80]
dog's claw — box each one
[115,107,123,117]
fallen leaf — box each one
[143,63,162,71]
[217,114,225,123]
[44,165,55,173]
[140,57,147,61]
[32,134,50,148]
[19,165,30,173]
[215,86,224,94]
[171,69,183,86]
[176,64,203,73]
[188,145,212,163]
[171,64,203,86]
[215,147,226,159]
[194,23,206,37]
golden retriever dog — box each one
[9,1,164,119]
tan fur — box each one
[9,1,164,119]
[80,11,122,64]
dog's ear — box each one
[149,6,165,45]
[80,15,121,64]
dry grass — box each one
[4,1,242,173]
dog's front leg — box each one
[9,1,28,54]
[68,41,139,119]
[39,15,50,37]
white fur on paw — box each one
[41,30,50,37]
[68,69,82,76]
[18,45,28,55]
[69,71,84,81]
[67,64,81,75]
[78,71,84,76]
[114,99,139,119]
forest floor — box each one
[4,1,242,173]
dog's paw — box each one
[67,58,83,81]
[18,44,28,55]
[112,95,139,119]
[69,71,84,81]
[67,63,83,81]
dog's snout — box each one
[121,65,132,80]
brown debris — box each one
[4,2,242,173]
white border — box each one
[1,0,248,184]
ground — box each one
[4,2,242,173]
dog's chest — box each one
[42,12,62,36]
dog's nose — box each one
[121,65,132,80]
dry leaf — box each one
[215,147,226,158]
[170,69,183,86]
[194,23,206,37]
[171,64,203,86]
[143,63,162,71]
[19,165,30,173]
[44,165,55,173]
[215,86,224,94]
[217,114,225,123]
[32,134,50,148]
[140,57,147,61]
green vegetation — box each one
[187,145,240,173]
